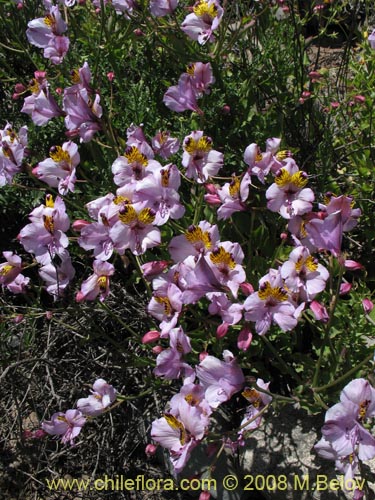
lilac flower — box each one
[239,379,272,438]
[305,194,361,256]
[63,87,102,142]
[217,174,249,220]
[76,260,115,302]
[196,350,245,409]
[368,30,375,49]
[163,74,203,114]
[109,203,161,255]
[185,62,215,97]
[153,327,194,380]
[280,246,329,302]
[41,409,86,445]
[340,378,375,420]
[126,124,154,158]
[148,282,183,336]
[266,159,314,219]
[0,123,28,186]
[207,292,243,326]
[33,141,79,195]
[152,131,180,159]
[181,0,224,45]
[244,141,279,184]
[182,131,223,183]
[0,252,30,294]
[38,255,75,299]
[43,35,70,65]
[135,164,185,225]
[26,6,67,48]
[150,0,178,17]
[244,268,301,335]
[21,72,63,126]
[112,146,162,187]
[19,195,70,266]
[168,221,220,262]
[205,241,246,297]
[315,436,359,483]
[77,379,117,416]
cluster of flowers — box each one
[41,379,117,445]
[24,0,223,68]
[315,378,375,499]
[17,63,101,143]
[0,123,28,187]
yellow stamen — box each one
[209,246,236,270]
[193,0,218,18]
[185,226,212,249]
[275,169,308,189]
[359,400,369,420]
[113,195,129,205]
[43,215,55,234]
[295,255,318,273]
[50,146,70,163]
[275,150,292,161]
[161,169,170,188]
[138,208,155,225]
[258,281,288,302]
[185,394,199,406]
[164,414,187,445]
[184,136,212,156]
[255,152,263,162]
[0,265,13,276]
[45,194,54,208]
[300,220,307,238]
[229,176,240,198]
[70,69,80,84]
[118,205,138,225]
[186,63,196,76]
[124,146,148,166]
[57,415,68,423]
[29,78,40,94]
[44,14,54,27]
[154,296,172,316]
[242,388,261,407]
[97,276,107,291]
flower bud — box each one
[221,105,231,115]
[72,219,90,231]
[107,72,115,82]
[145,443,157,456]
[310,301,329,323]
[141,260,169,278]
[240,282,254,296]
[142,330,160,344]
[237,326,253,351]
[216,322,229,338]
[339,282,352,295]
[344,260,364,271]
[204,194,221,205]
[199,351,208,362]
[152,346,163,355]
[199,492,211,500]
[362,298,374,314]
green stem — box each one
[98,301,139,337]
[261,336,302,385]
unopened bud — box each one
[142,330,160,344]
[145,443,157,456]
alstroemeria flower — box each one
[41,409,86,446]
[77,379,117,416]
[33,141,79,195]
[39,254,75,299]
[182,131,223,183]
[112,145,161,187]
[244,268,300,335]
[280,246,329,302]
[169,221,220,262]
[148,282,183,336]
[181,0,224,45]
[152,131,180,159]
[163,74,203,114]
[21,71,63,126]
[196,350,245,409]
[0,123,28,186]
[153,327,194,379]
[76,260,115,302]
[266,159,314,219]
[239,379,272,438]
[217,174,249,220]
[150,0,178,17]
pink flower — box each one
[151,131,180,159]
[77,378,117,416]
[41,409,86,445]
[112,145,161,187]
[21,72,63,126]
[0,123,28,185]
[76,260,115,302]
[239,379,272,436]
[0,251,23,286]
[362,298,374,314]
[237,325,253,351]
[153,327,194,380]
[181,0,224,45]
[39,255,75,299]
[196,350,245,409]
[33,141,79,194]
[141,260,169,278]
[150,0,178,17]
[163,74,203,114]
[63,87,102,142]
[266,160,314,219]
[168,221,219,262]
[26,6,67,48]
[182,131,223,183]
[142,330,161,344]
[310,300,329,323]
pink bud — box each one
[339,282,352,295]
[199,351,208,362]
[280,232,288,240]
[204,183,218,195]
[45,311,53,320]
[362,298,374,314]
[298,98,305,104]
[55,87,63,95]
[302,91,311,99]
[33,429,47,439]
[221,105,231,115]
[331,101,340,109]
[308,71,322,81]
[134,28,144,37]
[15,83,26,93]
[141,260,169,278]
[310,301,329,323]
[216,322,229,338]
[75,291,85,303]
[145,443,157,456]
[22,430,33,439]
[240,282,254,296]
[237,326,253,351]
[107,72,115,82]
[72,219,90,231]
[344,260,364,271]
[204,194,221,205]
[152,346,163,355]
[354,95,365,104]
[142,330,160,344]
[14,314,24,324]
[34,70,46,80]
[17,2,23,9]
[199,492,211,500]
